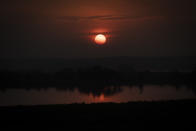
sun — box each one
[94,34,106,45]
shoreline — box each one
[0,99,196,108]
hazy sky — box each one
[0,0,195,58]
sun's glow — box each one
[94,34,106,45]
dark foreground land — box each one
[0,100,196,129]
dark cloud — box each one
[58,15,163,21]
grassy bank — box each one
[0,99,195,129]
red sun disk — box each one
[94,34,106,45]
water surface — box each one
[0,85,195,106]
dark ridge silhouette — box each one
[1,56,196,72]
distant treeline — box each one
[0,66,196,96]
[0,66,195,86]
